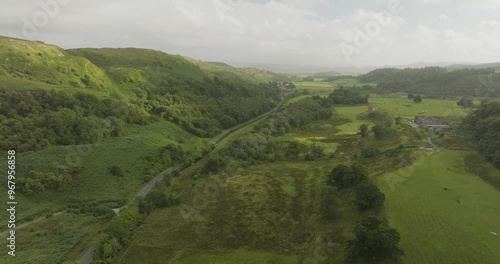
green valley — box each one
[1,34,500,264]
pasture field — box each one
[370,97,470,117]
[378,150,500,264]
[293,81,335,92]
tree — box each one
[493,150,500,169]
[327,164,367,189]
[109,166,125,177]
[457,97,473,108]
[354,181,385,210]
[107,116,126,137]
[407,93,415,99]
[359,124,369,138]
[308,143,324,160]
[361,147,381,158]
[328,164,350,187]
[345,216,403,263]
[372,124,386,140]
[413,95,423,103]
[93,233,122,262]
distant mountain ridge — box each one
[229,61,500,76]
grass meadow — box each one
[370,97,470,118]
[378,150,500,264]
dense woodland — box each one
[327,87,369,105]
[0,78,280,151]
[463,101,500,168]
[143,77,280,137]
[357,67,500,98]
[0,89,134,151]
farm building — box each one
[414,116,451,131]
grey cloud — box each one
[0,0,499,67]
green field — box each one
[370,97,470,117]
[334,105,374,135]
[293,81,335,88]
[333,78,376,87]
[378,150,500,264]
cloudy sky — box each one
[1,0,499,67]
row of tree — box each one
[327,87,369,105]
[324,164,403,263]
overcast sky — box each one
[1,0,500,67]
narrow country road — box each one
[80,248,94,264]
[81,102,282,263]
[209,102,282,145]
[138,102,281,197]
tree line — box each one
[325,163,403,263]
[462,101,500,168]
[357,67,500,98]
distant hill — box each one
[357,66,500,98]
[229,63,376,75]
[447,62,500,70]
[0,36,284,95]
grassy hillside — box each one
[0,36,118,94]
[67,48,283,86]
